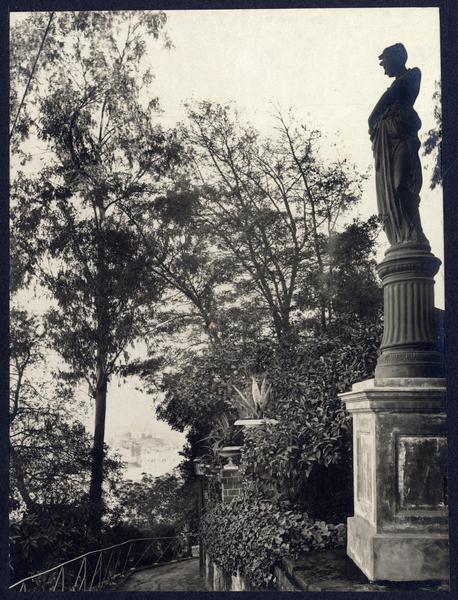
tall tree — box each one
[11,11,178,533]
[182,102,366,343]
[143,105,382,485]
[9,307,123,581]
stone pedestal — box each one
[375,244,443,379]
[340,378,448,581]
[220,464,243,503]
[218,446,243,503]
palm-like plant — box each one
[231,377,272,419]
[200,413,234,458]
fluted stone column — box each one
[375,244,443,379]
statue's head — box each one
[378,43,408,77]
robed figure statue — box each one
[369,43,429,247]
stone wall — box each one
[204,552,251,591]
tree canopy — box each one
[136,103,383,506]
[10,9,179,534]
[10,10,385,584]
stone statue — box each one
[368,43,429,247]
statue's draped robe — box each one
[369,68,428,246]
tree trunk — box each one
[88,373,107,535]
[88,202,109,536]
[10,445,36,511]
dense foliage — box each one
[9,346,193,582]
[9,306,195,583]
[10,307,122,581]
[155,216,382,507]
[114,471,197,534]
[240,319,382,520]
[201,486,345,589]
[10,10,387,589]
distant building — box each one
[108,431,182,481]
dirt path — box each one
[117,558,207,592]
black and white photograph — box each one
[7,4,453,593]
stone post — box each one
[220,463,243,503]
[217,446,243,503]
[193,458,206,577]
[340,378,447,581]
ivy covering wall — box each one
[201,485,345,589]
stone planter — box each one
[217,445,242,468]
[234,418,278,428]
[193,458,214,477]
[192,458,205,476]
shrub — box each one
[9,503,93,582]
[240,320,381,519]
[201,486,345,589]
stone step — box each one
[274,548,449,592]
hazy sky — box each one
[12,7,443,461]
[151,8,442,283]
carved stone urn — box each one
[217,446,242,469]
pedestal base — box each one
[347,516,449,582]
[340,378,448,582]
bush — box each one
[240,320,382,519]
[201,486,345,590]
[10,503,93,582]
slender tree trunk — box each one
[88,370,107,535]
[87,201,109,536]
[10,445,35,511]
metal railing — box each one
[9,534,198,592]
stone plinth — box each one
[340,378,448,582]
[375,245,443,378]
